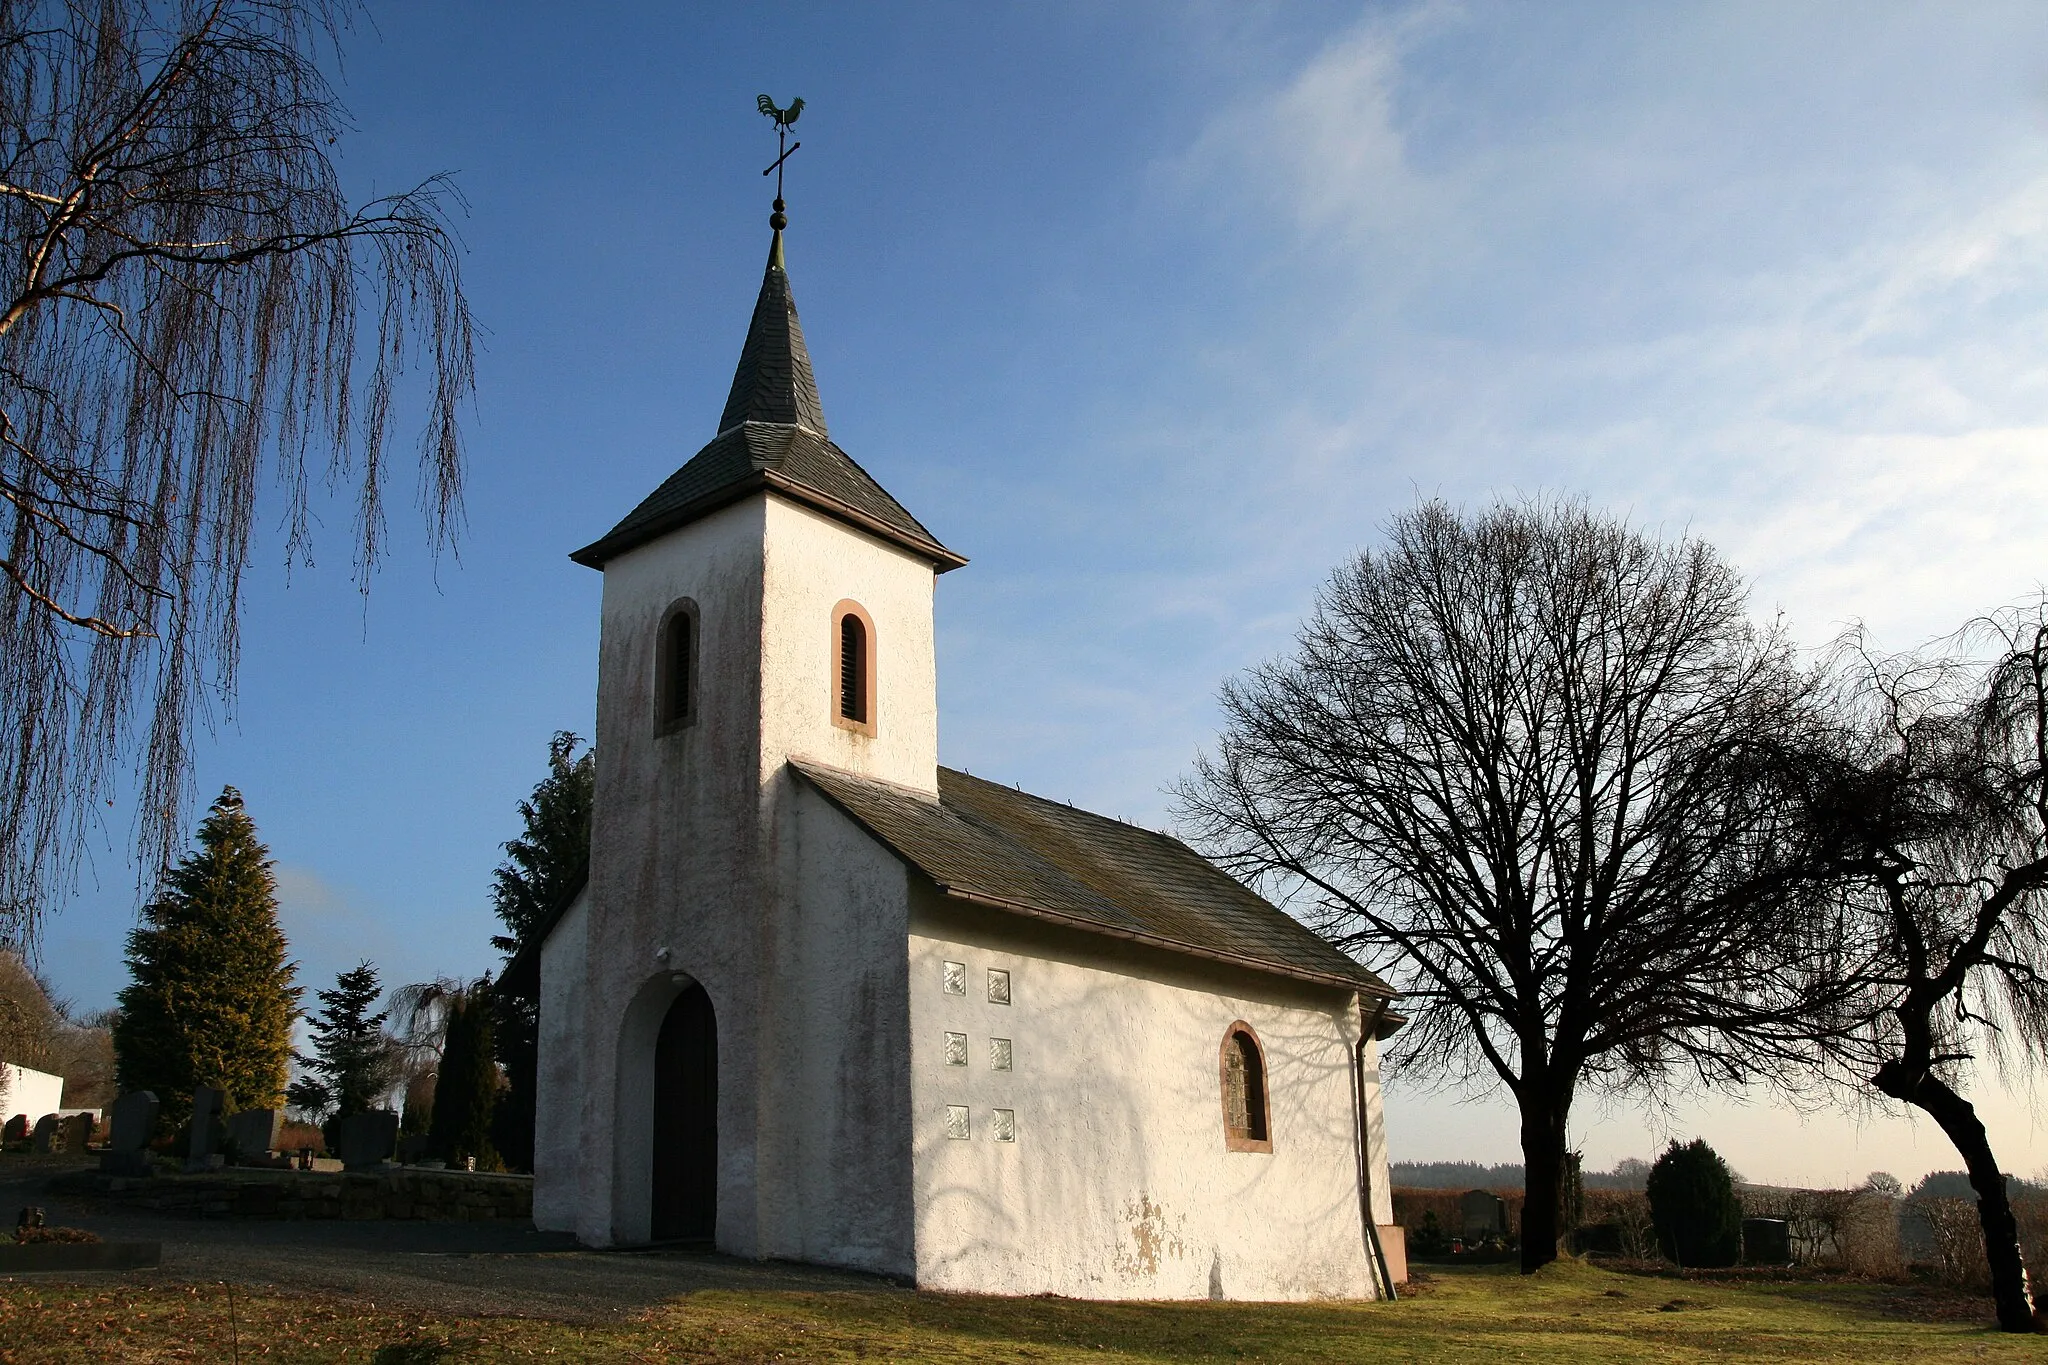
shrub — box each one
[1410,1210,1449,1256]
[1580,1188,1656,1258]
[1646,1138,1742,1268]
[1739,1184,1902,1274]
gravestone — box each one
[185,1086,226,1171]
[1459,1189,1508,1242]
[30,1114,60,1154]
[336,1109,399,1170]
[1742,1217,1792,1266]
[100,1091,159,1176]
[59,1112,94,1151]
[225,1108,282,1161]
[108,1092,159,1152]
[3,1114,28,1146]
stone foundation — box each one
[57,1166,533,1221]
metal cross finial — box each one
[757,94,805,229]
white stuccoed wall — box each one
[539,489,938,1257]
[532,886,589,1234]
[0,1063,63,1127]
[758,495,938,794]
[752,780,915,1274]
[907,891,1383,1301]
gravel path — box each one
[2,1156,899,1323]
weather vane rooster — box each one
[758,94,804,223]
[757,94,804,132]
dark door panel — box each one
[651,984,717,1240]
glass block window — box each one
[944,1105,970,1140]
[991,1109,1016,1143]
[987,968,1011,1005]
[942,961,966,996]
[944,1032,968,1067]
[989,1037,1013,1071]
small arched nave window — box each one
[658,600,699,730]
[1220,1022,1271,1153]
[832,600,876,736]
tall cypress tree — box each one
[490,731,592,1170]
[429,980,501,1171]
[114,787,299,1126]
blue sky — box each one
[36,1,2048,1187]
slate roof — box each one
[717,235,828,436]
[791,759,1394,997]
[572,233,965,572]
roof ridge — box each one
[940,766,1188,847]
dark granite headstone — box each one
[2,1115,26,1145]
[185,1086,225,1171]
[29,1114,59,1154]
[1742,1217,1792,1265]
[1459,1189,1508,1241]
[107,1092,158,1152]
[58,1113,93,1151]
[99,1091,159,1176]
[335,1109,399,1170]
[225,1108,282,1160]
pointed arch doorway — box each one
[651,983,718,1241]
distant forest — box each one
[1390,1159,1650,1191]
[1392,1161,2041,1198]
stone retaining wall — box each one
[58,1167,533,1222]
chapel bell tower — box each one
[552,166,965,1250]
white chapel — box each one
[512,197,1405,1301]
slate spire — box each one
[572,196,964,574]
[717,201,828,437]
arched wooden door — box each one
[651,983,717,1240]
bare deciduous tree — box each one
[1177,497,1846,1271]
[0,947,113,1103]
[0,0,474,943]
[1803,602,2048,1332]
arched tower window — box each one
[831,600,876,735]
[1220,1022,1271,1152]
[658,600,699,731]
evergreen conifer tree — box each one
[288,961,397,1130]
[429,979,501,1171]
[489,732,593,1170]
[113,787,298,1126]
[1646,1138,1743,1268]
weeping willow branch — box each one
[0,0,475,947]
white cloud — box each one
[1117,2,2048,1183]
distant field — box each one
[0,1259,2039,1362]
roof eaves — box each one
[569,470,966,573]
[569,472,771,569]
[758,471,968,572]
[936,882,1395,998]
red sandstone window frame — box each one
[657,598,701,732]
[831,599,877,736]
[1219,1021,1273,1153]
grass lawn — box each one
[0,1260,2038,1363]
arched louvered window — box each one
[831,600,875,735]
[658,600,699,730]
[1220,1022,1272,1152]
